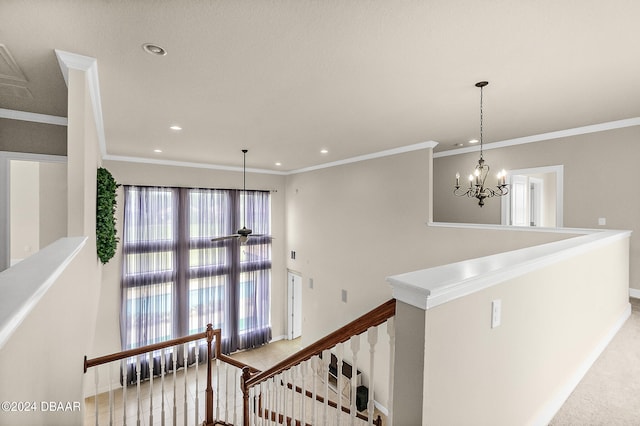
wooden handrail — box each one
[84,327,220,372]
[245,298,396,389]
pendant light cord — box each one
[242,149,247,228]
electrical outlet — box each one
[492,299,502,329]
[598,218,606,226]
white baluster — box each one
[233,367,238,426]
[299,363,306,426]
[367,327,378,426]
[122,359,128,426]
[283,369,288,424]
[336,342,344,426]
[350,335,360,426]
[289,366,298,424]
[215,358,221,421]
[269,377,278,424]
[274,373,280,425]
[223,362,229,422]
[321,349,331,425]
[149,351,154,426]
[183,344,188,426]
[108,362,114,426]
[258,381,265,426]
[387,317,395,426]
[311,356,318,426]
[195,345,199,426]
[136,356,142,426]
[248,387,256,425]
[94,365,99,426]
[160,348,166,426]
[173,346,178,426]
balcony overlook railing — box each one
[84,299,396,426]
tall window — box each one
[121,186,272,363]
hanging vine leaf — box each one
[96,167,120,264]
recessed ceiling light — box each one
[170,125,182,131]
[142,43,167,56]
[275,162,282,166]
[154,149,162,153]
[320,149,329,154]
[469,139,479,144]
[455,143,464,147]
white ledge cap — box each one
[0,237,87,350]
[387,229,631,310]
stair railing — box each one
[240,298,396,426]
[84,324,237,426]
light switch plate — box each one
[492,299,502,328]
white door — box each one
[287,271,302,340]
[510,175,529,226]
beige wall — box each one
[433,125,640,289]
[284,148,573,408]
[0,61,101,425]
[39,162,68,247]
[421,235,629,425]
[0,240,95,426]
[0,118,67,156]
[10,160,39,263]
[8,160,68,265]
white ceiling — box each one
[2,0,640,172]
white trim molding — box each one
[55,50,107,159]
[387,229,631,310]
[0,237,87,350]
[433,117,640,159]
[0,108,67,126]
[103,154,288,176]
[290,141,438,175]
[500,165,564,228]
[630,288,640,299]
[105,141,440,176]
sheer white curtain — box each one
[120,185,272,382]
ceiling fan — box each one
[211,149,271,244]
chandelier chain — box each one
[479,84,484,159]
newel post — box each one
[386,276,430,425]
[204,324,215,426]
[241,366,252,426]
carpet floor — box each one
[549,298,640,425]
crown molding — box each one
[54,50,106,158]
[0,108,67,126]
[106,141,439,176]
[103,154,288,176]
[433,117,640,158]
[289,141,439,174]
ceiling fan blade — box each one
[211,235,239,242]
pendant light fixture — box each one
[453,81,509,207]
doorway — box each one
[501,165,563,228]
[0,152,67,271]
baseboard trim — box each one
[270,334,288,342]
[531,303,632,425]
[629,288,640,299]
[374,400,389,416]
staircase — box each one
[84,299,396,426]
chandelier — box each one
[454,81,508,207]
